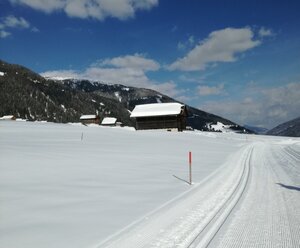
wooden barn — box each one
[130,103,187,131]
[80,115,100,125]
[101,117,117,126]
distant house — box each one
[0,115,16,120]
[101,117,117,126]
[80,115,100,125]
[130,103,187,131]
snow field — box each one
[1,121,299,248]
[0,121,241,248]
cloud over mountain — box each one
[201,82,300,129]
[41,54,184,98]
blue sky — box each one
[1,0,300,129]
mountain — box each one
[0,59,251,133]
[244,125,268,134]
[266,117,300,137]
[0,60,134,126]
[61,79,250,132]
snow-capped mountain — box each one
[0,60,134,126]
[0,59,251,132]
[267,117,300,137]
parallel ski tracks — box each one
[187,146,254,248]
[215,142,300,248]
[98,145,255,248]
[284,146,300,162]
[272,144,300,182]
[268,146,300,248]
[98,142,299,248]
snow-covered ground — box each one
[0,121,299,248]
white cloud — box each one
[169,27,261,71]
[258,27,273,37]
[10,0,159,20]
[200,83,300,129]
[179,74,204,83]
[41,55,156,87]
[84,67,151,87]
[0,30,11,38]
[133,0,158,10]
[41,70,81,80]
[177,35,195,51]
[41,54,184,98]
[177,41,185,51]
[3,15,30,29]
[151,81,187,98]
[0,15,37,38]
[100,54,160,71]
[197,84,225,96]
[10,0,66,13]
[188,35,195,45]
[31,27,40,32]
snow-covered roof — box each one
[80,115,98,120]
[0,115,15,120]
[101,117,117,125]
[130,103,185,118]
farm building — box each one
[0,115,16,120]
[130,103,187,131]
[101,117,117,126]
[80,115,100,125]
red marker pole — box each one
[189,151,192,185]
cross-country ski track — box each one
[99,142,300,248]
[1,122,299,248]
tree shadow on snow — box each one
[276,183,300,192]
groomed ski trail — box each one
[210,142,300,248]
[95,141,300,248]
[95,144,254,248]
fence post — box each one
[189,151,192,185]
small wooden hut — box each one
[80,115,100,125]
[130,103,187,131]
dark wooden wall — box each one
[81,118,100,125]
[135,115,186,131]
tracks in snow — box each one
[213,142,300,248]
[187,146,253,248]
[96,142,300,248]
[96,144,254,248]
